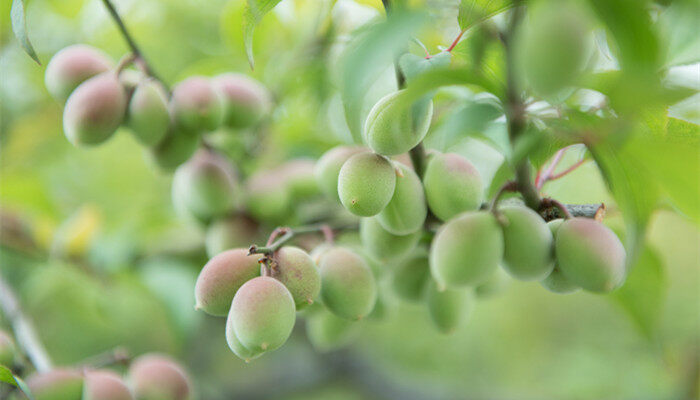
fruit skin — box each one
[318,247,377,320]
[430,211,504,288]
[474,267,510,298]
[225,311,265,362]
[499,206,554,281]
[338,152,397,216]
[172,150,237,223]
[278,159,320,200]
[63,72,127,146]
[205,215,260,258]
[83,369,134,400]
[229,276,296,352]
[359,217,420,261]
[127,78,170,146]
[364,90,433,155]
[376,163,427,235]
[128,353,190,400]
[271,246,321,310]
[245,170,292,224]
[426,281,472,334]
[148,125,199,171]
[314,146,368,201]
[45,44,113,101]
[0,329,16,367]
[555,218,626,293]
[423,153,483,221]
[391,252,431,302]
[195,248,263,316]
[540,219,579,294]
[212,73,271,129]
[306,308,359,351]
[170,76,224,132]
[27,368,84,400]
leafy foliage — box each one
[10,0,39,64]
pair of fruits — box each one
[24,353,190,400]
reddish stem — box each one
[536,147,567,189]
[548,159,589,181]
[446,29,466,52]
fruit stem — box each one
[489,180,519,211]
[248,224,357,256]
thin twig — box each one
[248,224,356,256]
[446,29,466,52]
[548,158,590,181]
[536,147,568,189]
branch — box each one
[0,276,53,372]
[248,224,356,256]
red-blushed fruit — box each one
[359,217,420,261]
[423,153,483,221]
[205,215,260,258]
[195,248,263,316]
[426,280,473,334]
[540,219,579,294]
[318,247,377,320]
[212,73,271,129]
[27,368,84,400]
[306,308,360,351]
[45,44,113,101]
[148,125,199,171]
[271,246,321,310]
[430,211,503,288]
[128,353,191,400]
[229,276,296,353]
[225,309,265,362]
[63,72,127,146]
[391,251,431,303]
[499,206,554,281]
[244,169,292,224]
[127,78,170,146]
[170,76,224,132]
[376,163,427,235]
[555,218,626,293]
[83,369,134,400]
[338,152,397,216]
[0,329,16,367]
[314,145,368,201]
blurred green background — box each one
[0,0,698,399]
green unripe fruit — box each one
[423,153,483,221]
[279,159,319,200]
[306,308,359,351]
[499,206,554,281]
[45,44,112,102]
[271,246,321,310]
[430,211,503,288]
[129,354,191,400]
[338,153,397,216]
[319,247,377,320]
[555,218,626,293]
[195,248,263,316]
[359,217,420,261]
[127,78,170,146]
[172,150,237,222]
[367,293,388,321]
[391,252,430,303]
[540,219,579,294]
[426,281,472,334]
[170,76,224,132]
[63,72,127,146]
[474,267,510,298]
[148,126,199,171]
[205,215,259,258]
[314,146,368,201]
[229,276,296,352]
[364,90,433,155]
[83,370,133,400]
[376,163,427,235]
[212,73,271,129]
[0,330,16,367]
[245,170,292,223]
[27,369,84,400]
[225,312,264,362]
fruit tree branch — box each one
[248,224,357,256]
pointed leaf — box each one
[11,0,41,64]
[458,0,515,32]
[0,365,34,400]
[243,0,283,69]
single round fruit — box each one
[499,206,554,281]
[364,90,433,155]
[225,312,265,362]
[212,73,271,129]
[540,219,579,294]
[83,369,133,400]
[338,152,397,216]
[555,218,626,293]
[278,159,319,200]
[127,78,170,146]
[148,125,199,171]
[306,308,359,351]
[172,150,237,222]
[45,44,113,101]
[359,217,420,261]
[426,281,472,334]
[430,211,503,288]
[27,369,84,400]
[319,247,377,320]
[423,153,483,221]
[170,76,224,132]
[391,252,431,302]
[205,215,260,258]
[229,276,296,352]
[245,170,292,224]
[63,72,127,146]
[474,267,510,298]
[271,246,321,309]
[0,330,16,367]
[128,353,190,400]
[314,145,368,201]
[195,248,263,316]
[376,163,427,235]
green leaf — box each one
[243,0,283,69]
[611,245,666,340]
[398,51,452,83]
[431,96,503,151]
[657,0,700,67]
[11,0,41,65]
[458,0,514,32]
[486,160,514,199]
[0,365,34,400]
